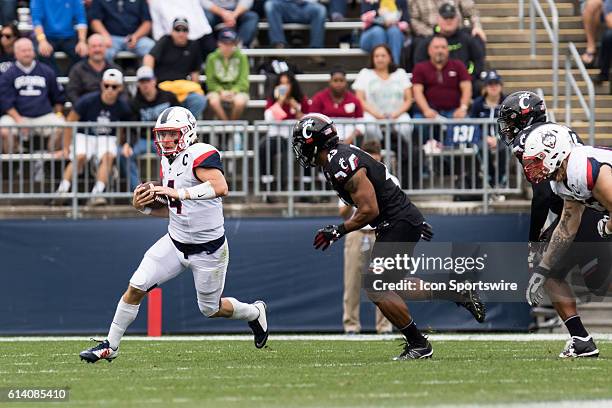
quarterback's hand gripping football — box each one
[132,185,155,210]
[526,265,548,306]
[313,224,347,251]
[597,215,612,239]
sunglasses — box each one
[174,27,188,33]
[1,33,14,39]
[103,83,120,90]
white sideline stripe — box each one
[1,333,612,342]
[436,401,612,408]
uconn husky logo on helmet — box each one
[541,132,557,149]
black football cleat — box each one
[456,285,486,323]
[248,301,268,349]
[79,339,118,363]
[393,339,433,360]
[559,335,600,358]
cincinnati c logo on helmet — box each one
[302,119,315,140]
[518,93,531,110]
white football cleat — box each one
[79,339,119,363]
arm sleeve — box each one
[205,55,222,92]
[90,0,103,21]
[74,96,87,118]
[411,63,425,85]
[0,73,15,111]
[141,0,152,22]
[193,149,224,173]
[327,150,361,187]
[233,53,250,93]
[351,69,369,91]
[73,0,88,27]
[31,0,43,28]
[149,37,164,60]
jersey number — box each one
[167,180,182,214]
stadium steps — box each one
[478,2,575,17]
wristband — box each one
[139,207,152,215]
[337,223,348,236]
[185,181,216,200]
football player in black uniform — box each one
[292,113,486,360]
[498,91,608,358]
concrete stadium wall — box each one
[0,215,532,335]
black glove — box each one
[420,222,433,241]
[313,224,347,251]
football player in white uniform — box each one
[79,107,268,363]
[519,128,612,358]
[498,91,609,358]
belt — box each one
[170,234,225,259]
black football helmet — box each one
[292,113,339,168]
[497,91,547,146]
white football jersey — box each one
[160,142,225,244]
[550,145,612,212]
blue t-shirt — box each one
[75,91,132,136]
[90,0,151,37]
[0,61,65,117]
[31,0,87,39]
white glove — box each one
[597,215,611,239]
[526,265,548,306]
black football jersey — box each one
[322,143,424,228]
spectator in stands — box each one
[340,139,392,335]
[0,38,65,154]
[144,18,207,118]
[410,0,485,53]
[31,0,88,74]
[0,23,18,74]
[310,68,364,144]
[359,0,410,65]
[352,44,412,140]
[119,66,180,191]
[470,70,507,187]
[412,35,472,120]
[264,0,326,49]
[202,0,259,47]
[581,0,604,66]
[55,69,132,206]
[205,28,249,121]
[66,34,121,104]
[0,0,16,27]
[90,0,156,61]
[413,3,484,91]
[149,0,216,59]
[260,71,308,188]
[597,0,612,85]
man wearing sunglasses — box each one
[54,68,132,206]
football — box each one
[139,181,168,209]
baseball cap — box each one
[136,66,155,81]
[483,70,502,85]
[439,2,457,18]
[173,17,189,30]
[218,28,238,43]
[102,68,123,84]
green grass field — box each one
[1,338,612,407]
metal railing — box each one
[0,119,523,217]
[519,0,559,109]
[565,42,596,144]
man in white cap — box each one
[54,68,132,206]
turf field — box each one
[1,336,611,408]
